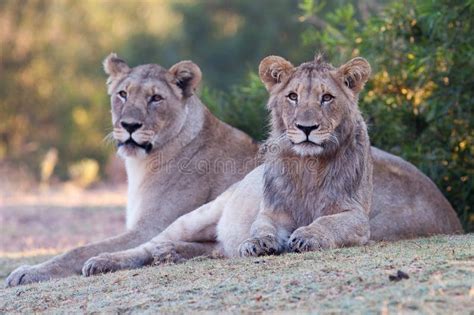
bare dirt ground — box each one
[0,189,473,313]
[0,186,126,256]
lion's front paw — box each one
[82,254,122,277]
[151,243,185,265]
[288,227,336,253]
[238,235,284,257]
[5,265,53,287]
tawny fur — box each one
[75,55,462,271]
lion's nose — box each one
[296,123,320,136]
[121,121,143,134]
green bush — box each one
[201,73,269,141]
[358,1,473,232]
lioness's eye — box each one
[287,92,298,102]
[150,94,163,103]
[118,90,127,99]
[321,93,334,103]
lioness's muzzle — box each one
[118,138,153,153]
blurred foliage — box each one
[201,73,269,141]
[68,158,100,188]
[0,0,182,179]
[0,0,471,229]
[0,0,313,180]
[171,0,314,90]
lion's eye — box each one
[150,94,163,103]
[118,90,127,99]
[321,93,334,103]
[287,92,298,102]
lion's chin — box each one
[291,142,324,157]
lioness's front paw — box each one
[82,254,122,276]
[238,235,283,257]
[151,243,184,265]
[288,227,336,252]
[5,265,53,287]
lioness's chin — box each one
[291,143,324,157]
[117,144,151,159]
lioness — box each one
[77,55,462,271]
[5,54,259,287]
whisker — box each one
[103,132,116,145]
[265,133,285,145]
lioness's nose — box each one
[296,123,320,136]
[121,121,143,134]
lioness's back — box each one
[196,108,259,196]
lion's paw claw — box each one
[288,228,335,253]
[239,235,283,257]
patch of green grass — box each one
[1,235,473,313]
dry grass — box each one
[1,192,472,313]
[1,235,473,313]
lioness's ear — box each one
[337,57,371,94]
[168,61,202,98]
[103,53,130,77]
[259,56,294,91]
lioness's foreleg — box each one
[5,230,153,287]
[82,241,219,275]
[83,185,236,276]
[288,209,370,252]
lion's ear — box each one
[259,56,294,91]
[168,61,202,98]
[337,57,371,94]
[103,53,130,78]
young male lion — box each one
[5,54,259,287]
[71,55,461,271]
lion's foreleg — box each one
[238,207,293,257]
[288,208,370,252]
